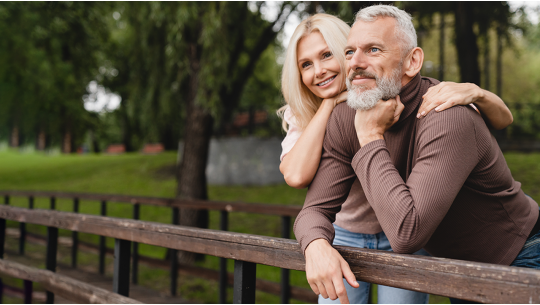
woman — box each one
[278,14,513,304]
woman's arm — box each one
[417,82,513,130]
[280,92,347,189]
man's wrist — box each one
[305,238,331,255]
[357,133,384,147]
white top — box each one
[280,107,302,161]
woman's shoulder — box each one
[284,106,299,127]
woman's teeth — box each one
[317,76,335,86]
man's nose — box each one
[349,49,368,71]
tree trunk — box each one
[37,129,46,151]
[438,13,445,81]
[496,25,503,97]
[176,41,212,264]
[10,126,19,148]
[62,129,71,154]
[483,34,490,91]
[121,103,134,152]
[454,2,481,85]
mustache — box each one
[347,70,379,83]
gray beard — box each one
[346,68,402,111]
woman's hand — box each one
[322,91,348,109]
[417,82,481,118]
[417,81,513,130]
[354,96,404,147]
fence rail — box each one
[0,258,141,304]
[0,190,302,216]
[1,205,540,304]
[0,190,299,303]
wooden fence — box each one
[0,191,540,303]
[0,259,140,303]
[0,190,301,303]
[0,205,540,303]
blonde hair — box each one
[277,14,350,132]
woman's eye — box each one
[301,62,311,69]
[323,52,332,58]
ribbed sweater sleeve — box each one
[352,106,479,253]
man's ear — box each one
[403,47,424,78]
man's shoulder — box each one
[329,102,356,129]
[421,76,441,93]
[418,104,482,137]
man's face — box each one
[344,17,406,110]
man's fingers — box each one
[333,278,350,304]
[308,281,320,296]
[341,259,359,288]
[322,278,338,300]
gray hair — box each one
[354,5,417,56]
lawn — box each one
[0,149,539,303]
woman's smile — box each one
[316,75,336,87]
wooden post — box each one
[72,198,79,268]
[23,280,33,304]
[280,216,291,304]
[99,200,107,275]
[219,211,229,303]
[170,207,179,296]
[19,197,32,255]
[233,260,256,304]
[4,195,8,205]
[113,239,131,297]
[0,213,4,304]
[50,197,55,210]
[131,204,140,284]
[46,226,58,304]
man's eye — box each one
[345,50,354,56]
[370,48,380,53]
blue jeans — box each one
[318,224,430,304]
[510,227,540,269]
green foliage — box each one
[0,2,110,148]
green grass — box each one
[0,149,539,303]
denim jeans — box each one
[318,224,430,304]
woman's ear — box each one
[403,47,424,78]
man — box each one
[294,5,540,304]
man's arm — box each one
[353,105,479,253]
[293,104,359,303]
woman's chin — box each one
[318,87,341,99]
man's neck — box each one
[400,75,413,87]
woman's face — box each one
[297,31,343,99]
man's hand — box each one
[354,96,403,147]
[305,239,359,304]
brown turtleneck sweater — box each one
[294,74,538,265]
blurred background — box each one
[1,1,540,303]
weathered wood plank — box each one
[0,190,301,217]
[0,258,141,304]
[7,229,318,303]
[2,206,540,303]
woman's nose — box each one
[315,64,327,78]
